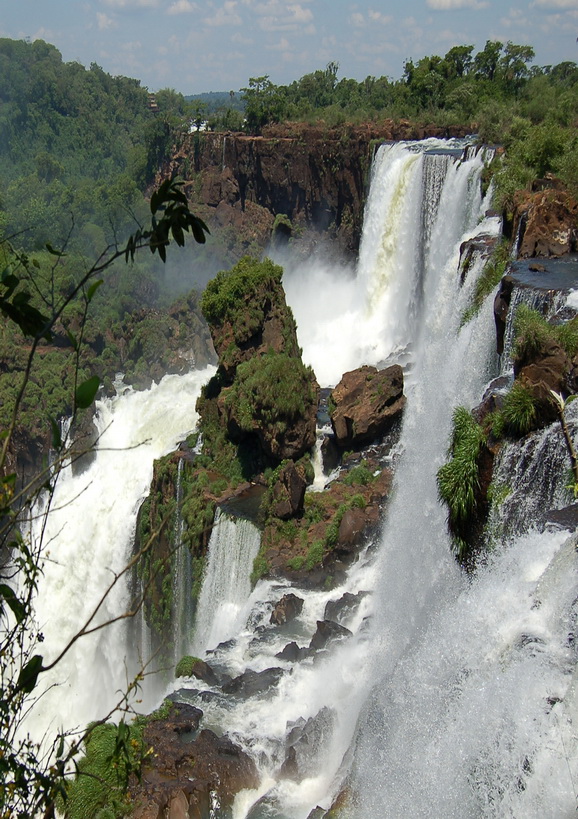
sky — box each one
[1,0,577,95]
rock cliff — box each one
[161,121,473,259]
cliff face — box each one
[164,121,473,256]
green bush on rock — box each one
[437,406,486,557]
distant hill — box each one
[185,90,245,114]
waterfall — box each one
[172,457,195,663]
[25,367,215,741]
[193,509,262,655]
[282,139,495,386]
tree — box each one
[0,178,209,818]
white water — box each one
[26,367,214,740]
[193,509,262,655]
[282,139,493,387]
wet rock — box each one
[132,722,259,819]
[281,707,336,781]
[330,364,405,449]
[324,591,368,624]
[275,641,311,662]
[176,657,220,687]
[513,188,578,258]
[270,592,304,625]
[545,503,578,531]
[270,462,308,519]
[222,667,284,697]
[307,809,327,819]
[309,620,352,651]
[493,275,514,355]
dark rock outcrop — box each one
[309,620,352,651]
[222,666,284,698]
[269,462,308,520]
[324,591,368,625]
[330,364,405,449]
[513,188,578,258]
[270,592,304,625]
[131,703,259,819]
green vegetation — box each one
[500,381,538,436]
[437,407,486,557]
[343,461,376,487]
[225,351,316,436]
[201,256,283,333]
[462,240,510,324]
[513,304,578,363]
[175,655,202,677]
[63,722,144,819]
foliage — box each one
[305,540,325,570]
[62,722,144,819]
[437,407,485,555]
[175,656,202,678]
[200,256,283,331]
[501,381,538,437]
[513,304,578,365]
[343,461,375,487]
[461,239,510,324]
[225,351,315,436]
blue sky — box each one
[1,0,577,94]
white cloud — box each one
[427,0,489,8]
[287,4,313,23]
[368,10,393,24]
[167,0,198,14]
[350,12,365,26]
[532,0,578,6]
[266,36,291,50]
[231,31,254,44]
[103,0,159,8]
[203,1,242,26]
[96,12,117,29]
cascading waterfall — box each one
[170,140,504,818]
[193,509,262,655]
[282,139,492,386]
[25,367,214,741]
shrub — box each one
[461,240,510,324]
[175,655,201,677]
[225,350,315,435]
[63,722,143,819]
[305,540,324,570]
[437,406,485,530]
[287,555,306,571]
[200,256,283,329]
[501,381,537,436]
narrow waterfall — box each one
[193,509,262,655]
[172,457,195,663]
[25,368,215,741]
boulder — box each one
[132,706,259,819]
[275,641,311,662]
[222,667,284,698]
[324,591,368,624]
[270,592,305,625]
[281,707,336,781]
[513,188,578,258]
[309,620,352,651]
[176,657,220,687]
[270,462,308,519]
[515,337,571,426]
[330,364,405,449]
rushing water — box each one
[26,368,214,740]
